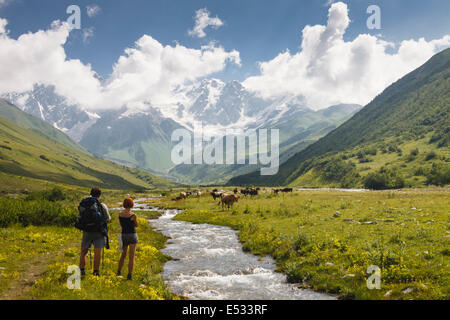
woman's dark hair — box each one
[90,187,102,198]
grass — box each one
[27,213,178,300]
[150,188,450,300]
[0,179,180,300]
[1,173,448,300]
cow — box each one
[194,190,202,200]
[180,192,187,199]
[241,188,258,197]
[210,192,221,200]
[273,188,293,195]
[233,188,239,195]
[220,193,240,210]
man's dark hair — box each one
[90,187,102,198]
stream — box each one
[112,198,335,300]
[144,204,335,300]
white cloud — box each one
[188,8,224,38]
[0,18,240,111]
[0,19,102,107]
[82,27,94,43]
[0,0,14,8]
[0,17,7,34]
[86,4,101,18]
[243,2,450,110]
[100,36,240,109]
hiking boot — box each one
[117,270,121,276]
[80,268,86,276]
[93,270,100,277]
[127,274,133,281]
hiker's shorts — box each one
[121,233,138,246]
[81,232,105,249]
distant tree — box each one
[425,163,450,186]
[364,167,405,190]
[425,151,437,161]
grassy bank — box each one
[0,183,179,300]
[28,213,177,300]
[150,188,450,300]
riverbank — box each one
[149,188,450,300]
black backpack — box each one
[75,197,106,233]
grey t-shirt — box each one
[100,203,111,222]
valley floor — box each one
[150,188,450,300]
[1,185,448,300]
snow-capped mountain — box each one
[1,81,361,180]
[1,85,98,142]
[155,78,312,131]
[183,79,270,126]
[1,80,313,139]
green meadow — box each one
[150,188,450,300]
[0,171,448,300]
[0,176,179,300]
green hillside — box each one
[0,104,177,190]
[229,48,450,188]
[0,99,84,152]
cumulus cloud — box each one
[243,2,450,109]
[188,8,224,38]
[86,4,101,18]
[0,18,240,111]
[100,36,240,109]
[0,19,102,107]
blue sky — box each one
[1,0,450,82]
[0,0,449,111]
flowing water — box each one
[149,208,335,300]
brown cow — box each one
[220,193,240,210]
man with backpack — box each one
[76,187,111,276]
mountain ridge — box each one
[228,48,450,187]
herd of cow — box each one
[273,188,293,194]
[172,190,202,201]
[172,187,295,210]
